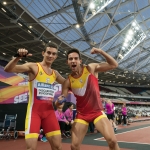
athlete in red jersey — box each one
[4,43,65,150]
[56,48,120,150]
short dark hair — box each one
[67,102,73,108]
[66,48,81,60]
[44,42,58,51]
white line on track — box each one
[94,126,150,141]
[94,140,150,145]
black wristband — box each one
[14,53,28,57]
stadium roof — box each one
[0,0,150,87]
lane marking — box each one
[94,126,150,141]
[94,140,150,145]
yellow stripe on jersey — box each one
[25,133,39,139]
[69,67,90,96]
[46,130,61,137]
[93,114,107,124]
[74,119,89,125]
[69,67,90,89]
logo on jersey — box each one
[46,78,50,83]
[39,71,43,75]
[79,79,83,83]
[71,80,75,83]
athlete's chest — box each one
[36,69,56,84]
[70,72,90,89]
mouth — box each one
[71,65,77,69]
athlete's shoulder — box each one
[25,62,38,70]
[53,69,62,78]
[24,62,36,65]
[53,69,58,74]
[87,63,98,68]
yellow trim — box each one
[74,119,89,125]
[94,114,107,124]
[46,130,61,137]
[25,133,39,139]
[69,67,90,89]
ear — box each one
[42,51,45,56]
[66,60,68,65]
[80,59,82,64]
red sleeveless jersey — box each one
[68,66,103,115]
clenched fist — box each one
[16,48,32,57]
[90,47,102,54]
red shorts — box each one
[74,111,107,125]
[25,109,60,139]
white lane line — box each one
[94,140,150,145]
[94,126,150,140]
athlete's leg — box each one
[94,116,120,150]
[25,112,41,150]
[42,110,62,150]
[71,119,89,150]
[26,138,38,150]
[47,135,62,150]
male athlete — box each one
[56,47,120,150]
[4,43,65,150]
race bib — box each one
[36,82,55,101]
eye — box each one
[47,51,51,55]
[52,52,57,55]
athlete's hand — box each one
[57,95,66,104]
[17,48,32,57]
[90,47,102,54]
[55,95,66,107]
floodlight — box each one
[83,0,115,22]
[117,20,146,62]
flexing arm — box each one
[4,48,32,73]
[4,58,32,73]
[89,47,118,73]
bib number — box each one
[36,82,55,101]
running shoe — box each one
[41,136,48,142]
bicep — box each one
[88,63,112,74]
[12,64,31,73]
[95,62,113,72]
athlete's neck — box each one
[71,66,83,77]
[40,61,52,68]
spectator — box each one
[122,103,127,126]
[105,99,117,132]
[64,103,74,136]
[55,104,70,138]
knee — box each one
[71,143,80,150]
[27,147,36,150]
[54,145,62,150]
[107,137,118,148]
[26,144,36,150]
